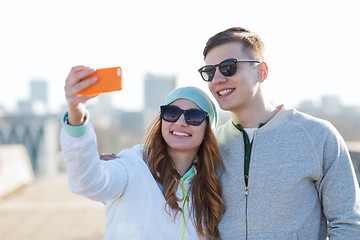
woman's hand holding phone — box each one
[64,66,99,126]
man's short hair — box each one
[203,27,265,61]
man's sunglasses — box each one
[198,58,260,82]
[160,105,208,126]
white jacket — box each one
[60,122,199,240]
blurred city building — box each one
[17,80,48,115]
[30,80,47,104]
[144,73,176,125]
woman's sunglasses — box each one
[160,105,208,126]
[198,58,260,82]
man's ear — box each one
[258,62,268,82]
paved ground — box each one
[0,174,106,240]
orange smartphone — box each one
[78,67,122,96]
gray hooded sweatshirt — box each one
[215,106,360,240]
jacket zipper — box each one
[245,186,249,240]
[245,132,257,240]
[244,134,255,240]
[180,172,195,240]
[244,139,252,240]
[234,123,259,240]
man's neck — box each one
[231,98,278,128]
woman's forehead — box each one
[170,98,201,109]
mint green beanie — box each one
[161,86,218,129]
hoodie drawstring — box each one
[180,172,195,240]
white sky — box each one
[1,0,359,113]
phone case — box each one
[78,67,122,96]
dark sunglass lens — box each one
[200,66,215,81]
[219,60,237,76]
[185,109,206,126]
[162,105,182,122]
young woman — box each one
[60,66,225,239]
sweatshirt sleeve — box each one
[316,123,360,238]
[60,116,129,202]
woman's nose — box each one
[174,113,187,126]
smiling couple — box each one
[60,27,360,240]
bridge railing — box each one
[0,115,60,177]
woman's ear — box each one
[258,62,268,82]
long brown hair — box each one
[143,114,225,239]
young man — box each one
[198,27,360,239]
